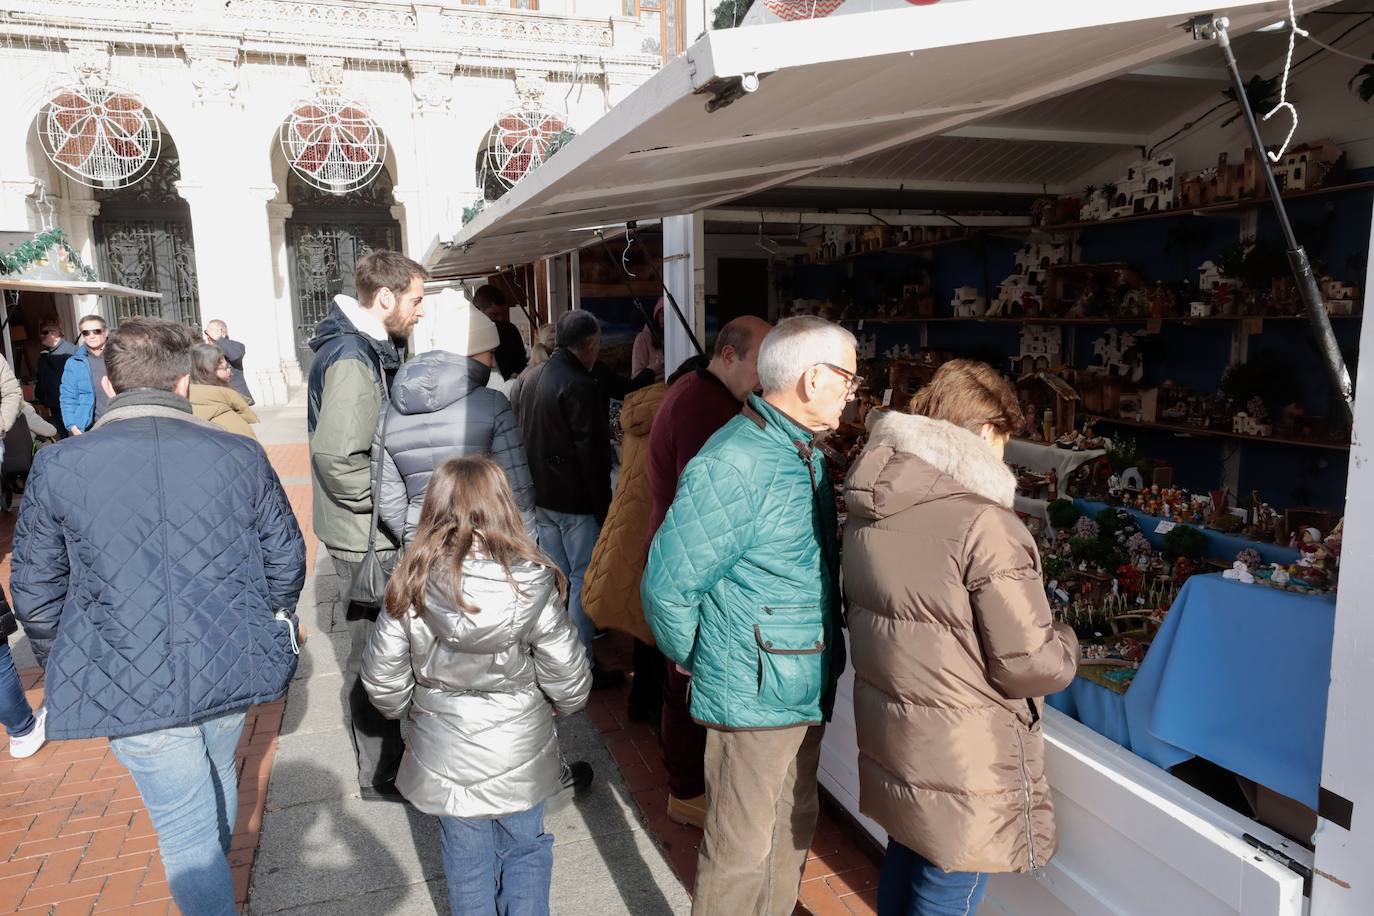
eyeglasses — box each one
[80,328,107,337]
[817,362,864,397]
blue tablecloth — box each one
[1074,499,1299,566]
[1048,573,1335,807]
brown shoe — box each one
[667,793,707,829]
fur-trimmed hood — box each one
[845,410,1016,521]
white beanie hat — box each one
[424,288,500,358]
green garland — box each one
[0,227,98,282]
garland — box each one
[0,228,98,282]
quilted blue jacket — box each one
[58,344,96,433]
[11,391,307,741]
[641,395,844,730]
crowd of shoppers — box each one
[1,248,1078,916]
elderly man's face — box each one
[811,348,859,430]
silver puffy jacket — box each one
[361,557,591,818]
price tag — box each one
[1155,520,1176,535]
[881,388,893,406]
[1048,579,1059,592]
[857,320,865,330]
[1055,588,1071,603]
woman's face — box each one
[216,358,231,382]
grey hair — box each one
[206,319,228,334]
[756,317,857,395]
[556,309,601,352]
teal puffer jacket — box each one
[642,395,844,730]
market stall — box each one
[423,3,1374,913]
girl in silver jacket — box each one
[362,455,592,915]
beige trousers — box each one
[692,724,824,916]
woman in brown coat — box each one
[842,360,1078,916]
[189,344,259,440]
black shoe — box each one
[359,781,406,803]
[592,666,626,690]
[561,760,594,795]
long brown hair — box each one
[908,359,1024,436]
[383,455,567,619]
[190,343,229,387]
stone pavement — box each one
[1,403,881,915]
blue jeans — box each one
[878,838,990,916]
[535,508,600,659]
[0,640,36,739]
[438,802,553,916]
[109,711,246,916]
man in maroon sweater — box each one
[645,315,770,828]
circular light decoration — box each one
[38,85,160,189]
[485,107,569,192]
[279,97,387,194]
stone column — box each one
[267,201,304,390]
[401,52,462,261]
[177,181,291,406]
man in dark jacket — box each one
[307,250,425,800]
[35,321,75,437]
[205,318,255,405]
[644,315,769,829]
[12,317,306,916]
[474,283,528,382]
[516,309,619,683]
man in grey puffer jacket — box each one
[372,290,535,544]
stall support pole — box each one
[567,251,581,315]
[1208,16,1354,423]
[662,212,705,376]
[1310,189,1374,913]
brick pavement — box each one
[0,443,312,915]
[587,636,885,916]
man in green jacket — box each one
[642,316,857,916]
[307,250,426,801]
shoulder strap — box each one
[367,403,393,549]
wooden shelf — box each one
[809,232,987,265]
[1090,415,1350,452]
[1021,180,1374,234]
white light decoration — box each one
[485,106,569,192]
[38,85,161,189]
[279,97,387,194]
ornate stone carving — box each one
[184,44,241,104]
[306,56,346,92]
[222,0,416,31]
[513,69,549,107]
[441,10,613,48]
[407,57,458,114]
[65,41,112,89]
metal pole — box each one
[1209,16,1354,423]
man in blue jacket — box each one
[58,313,114,435]
[13,317,306,916]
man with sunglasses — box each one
[643,316,859,916]
[59,315,116,436]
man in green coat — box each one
[642,316,857,916]
[307,250,426,801]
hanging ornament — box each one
[280,96,387,194]
[759,0,845,20]
[38,85,160,189]
[484,106,570,192]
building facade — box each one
[0,0,673,403]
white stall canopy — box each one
[0,277,161,299]
[424,0,1333,279]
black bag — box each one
[350,405,397,606]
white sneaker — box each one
[8,707,47,758]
